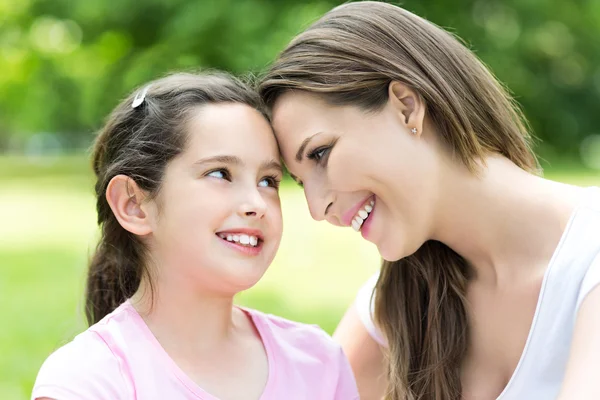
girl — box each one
[32,72,359,400]
[259,2,600,400]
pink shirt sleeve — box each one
[31,331,130,400]
[334,345,360,400]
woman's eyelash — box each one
[307,139,337,166]
[307,146,331,164]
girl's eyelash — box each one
[261,174,281,188]
[206,168,281,188]
[206,168,231,180]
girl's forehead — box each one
[181,104,280,162]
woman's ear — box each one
[105,175,153,236]
[388,81,426,137]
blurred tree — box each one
[0,0,598,163]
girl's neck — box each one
[431,155,583,287]
[130,276,248,356]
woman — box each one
[259,2,600,400]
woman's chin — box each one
[378,236,421,262]
[378,242,405,262]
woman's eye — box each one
[258,176,281,189]
[207,169,230,180]
[307,145,332,165]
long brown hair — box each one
[259,2,538,399]
[86,72,265,326]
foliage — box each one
[0,0,599,159]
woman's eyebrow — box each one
[295,132,323,162]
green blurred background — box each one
[1,0,599,398]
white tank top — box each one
[355,186,600,400]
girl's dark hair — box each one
[259,2,538,399]
[86,72,265,326]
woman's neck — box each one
[431,155,583,287]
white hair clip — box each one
[132,85,150,109]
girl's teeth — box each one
[365,205,373,213]
[358,210,368,219]
[219,233,260,247]
[351,219,361,231]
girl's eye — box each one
[307,145,332,165]
[258,175,281,189]
[206,169,231,181]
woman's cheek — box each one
[327,146,357,190]
[328,144,379,192]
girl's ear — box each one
[106,175,153,236]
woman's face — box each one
[271,90,440,261]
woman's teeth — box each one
[352,200,375,232]
[218,233,259,247]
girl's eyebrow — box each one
[194,155,241,166]
[261,159,283,174]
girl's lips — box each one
[216,234,263,256]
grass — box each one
[0,154,598,399]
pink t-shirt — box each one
[32,301,359,400]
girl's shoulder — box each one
[31,303,135,400]
[244,308,359,398]
[244,307,343,361]
[31,328,130,400]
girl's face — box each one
[147,103,283,294]
[271,91,441,262]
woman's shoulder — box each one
[580,186,600,211]
[31,328,130,399]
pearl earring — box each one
[411,128,418,134]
